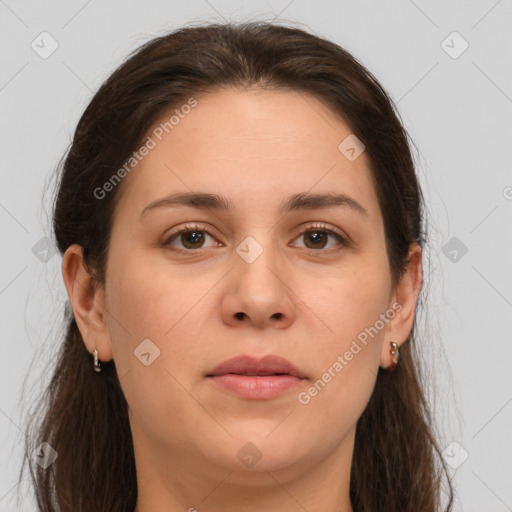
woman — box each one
[21,21,454,511]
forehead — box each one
[114,88,380,220]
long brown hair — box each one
[20,21,454,511]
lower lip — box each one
[207,374,305,399]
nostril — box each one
[235,312,245,320]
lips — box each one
[207,354,306,379]
[206,354,307,400]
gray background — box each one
[1,1,511,510]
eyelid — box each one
[161,221,349,252]
[292,221,348,242]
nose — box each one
[220,238,296,330]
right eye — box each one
[161,223,222,252]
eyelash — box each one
[161,222,349,254]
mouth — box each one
[206,354,307,400]
[206,354,306,379]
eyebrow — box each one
[139,191,368,220]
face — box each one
[69,88,419,489]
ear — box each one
[61,244,113,363]
[380,242,423,369]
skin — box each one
[62,88,422,512]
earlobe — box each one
[379,243,423,369]
[61,244,113,362]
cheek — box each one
[313,261,392,347]
[297,263,390,420]
[103,253,213,436]
[104,250,205,369]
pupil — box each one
[306,230,326,249]
[183,230,204,248]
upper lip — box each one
[207,354,306,379]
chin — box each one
[210,431,308,474]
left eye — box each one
[292,227,347,251]
[162,223,347,252]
